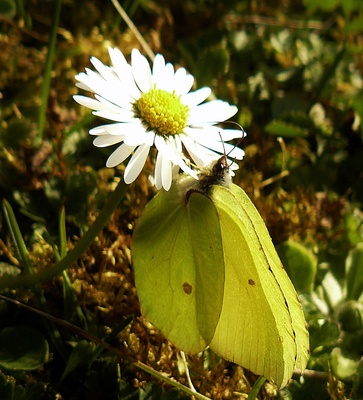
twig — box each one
[110,0,155,61]
[224,14,332,31]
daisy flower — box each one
[74,47,245,191]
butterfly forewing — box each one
[132,184,225,353]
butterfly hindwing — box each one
[208,183,309,388]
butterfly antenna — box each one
[218,121,246,168]
[225,121,247,157]
[217,130,227,157]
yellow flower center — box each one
[134,88,189,136]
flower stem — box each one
[0,179,128,290]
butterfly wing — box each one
[209,183,309,388]
[132,185,225,353]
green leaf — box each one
[345,15,363,33]
[195,47,229,87]
[345,243,363,300]
[321,271,343,308]
[339,329,363,355]
[61,340,97,381]
[0,326,49,371]
[345,211,363,245]
[331,347,360,380]
[140,382,163,399]
[277,241,317,294]
[0,369,59,400]
[89,316,133,364]
[247,376,266,400]
[0,0,16,18]
[303,0,340,12]
[353,95,363,137]
[2,199,33,275]
[336,301,363,332]
[265,120,309,138]
[341,0,360,18]
[351,359,363,400]
[0,371,25,400]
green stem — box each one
[38,0,62,139]
[0,179,127,290]
[247,376,266,400]
[135,361,211,400]
[2,199,68,360]
[2,199,33,275]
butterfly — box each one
[132,154,309,388]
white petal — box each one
[177,160,198,179]
[124,144,150,183]
[90,122,128,136]
[93,94,130,114]
[109,48,141,100]
[106,144,135,168]
[166,136,196,177]
[184,127,245,160]
[155,136,198,179]
[184,135,244,167]
[108,48,128,73]
[188,101,237,125]
[182,87,211,107]
[154,135,179,164]
[154,153,163,190]
[75,70,97,88]
[218,128,247,141]
[182,135,218,166]
[154,152,176,191]
[90,57,115,81]
[184,125,223,143]
[89,127,109,136]
[75,81,93,92]
[73,95,106,111]
[173,68,194,95]
[123,128,155,146]
[92,83,132,111]
[152,54,166,86]
[78,68,115,97]
[160,156,173,191]
[102,120,144,137]
[77,77,129,109]
[161,63,175,91]
[226,146,245,160]
[93,135,123,147]
[75,50,142,121]
[202,140,243,159]
[154,61,174,91]
[131,49,152,93]
[93,110,134,122]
